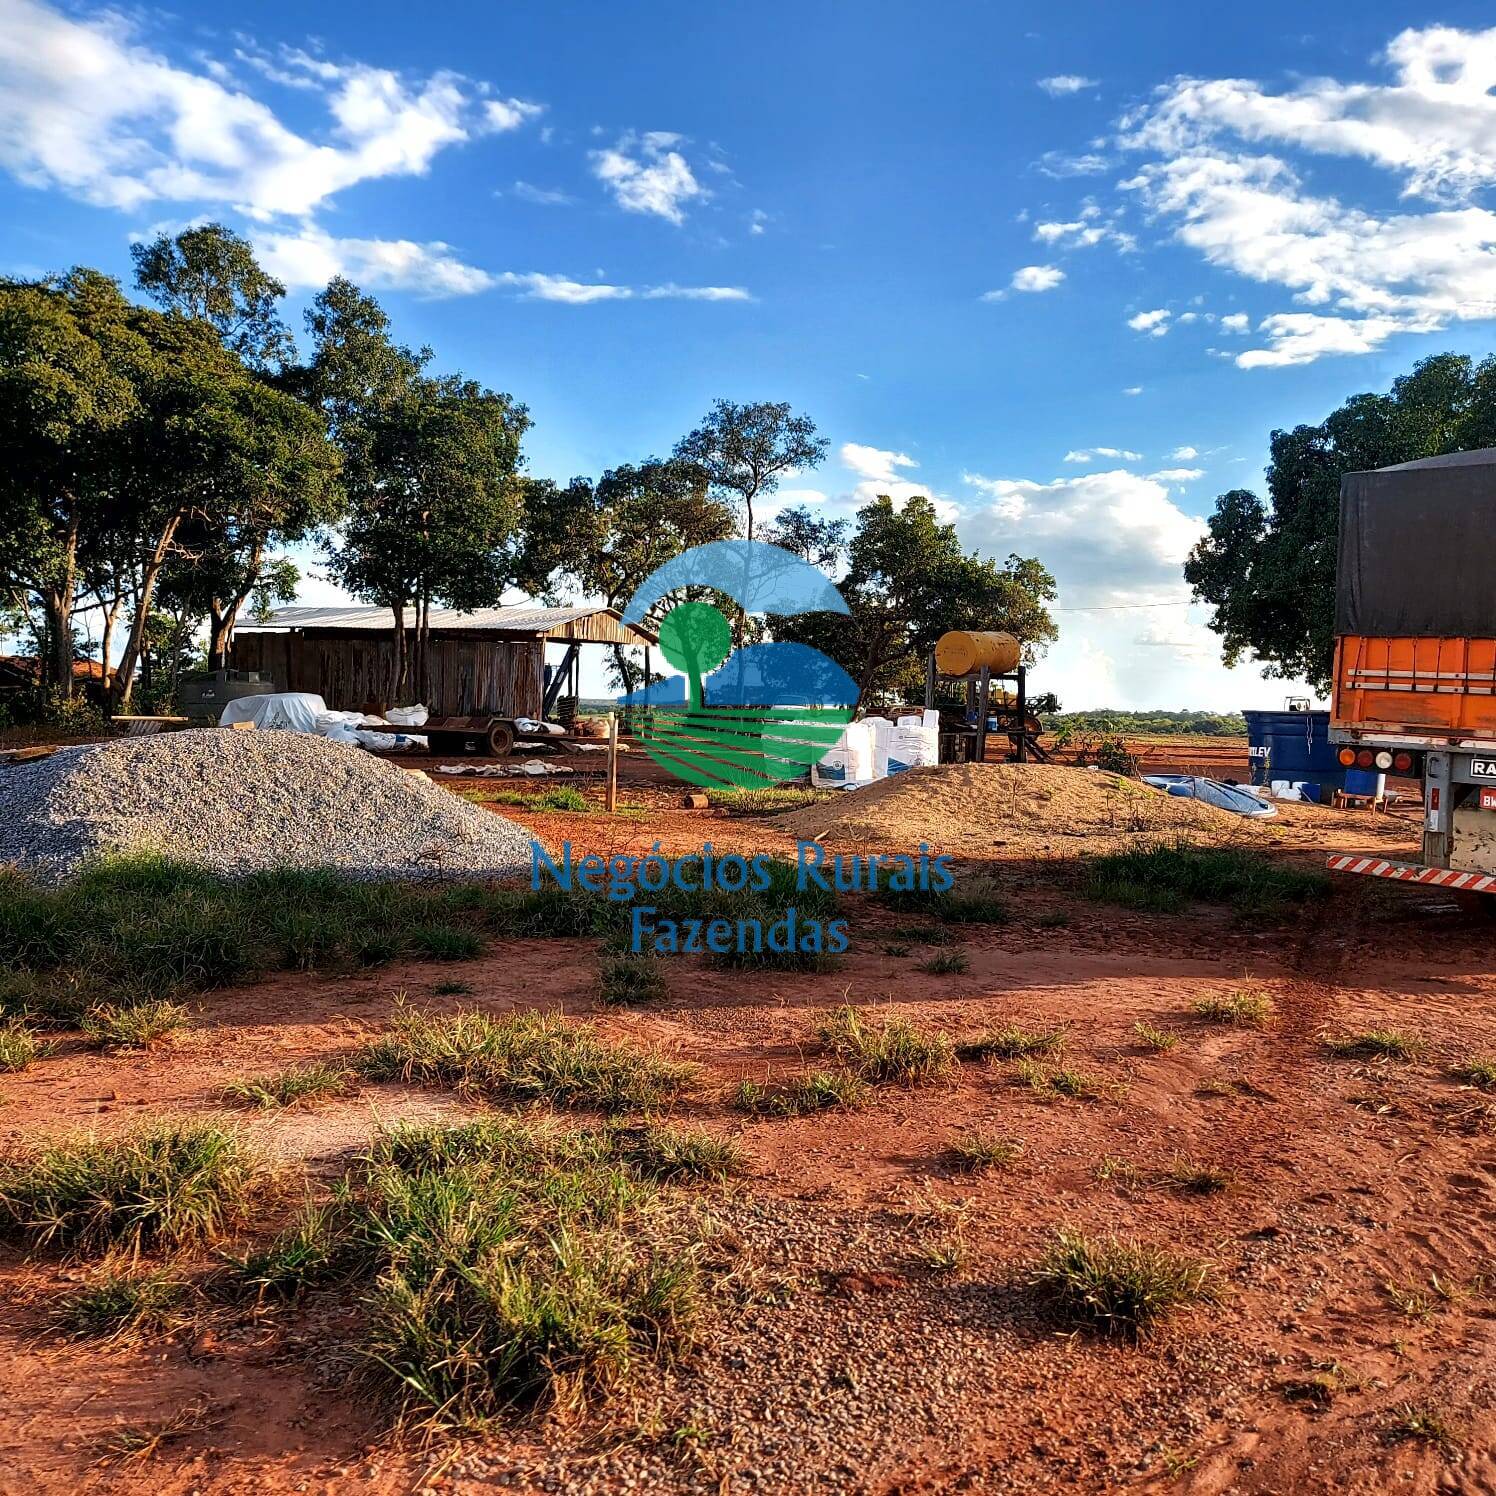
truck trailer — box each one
[1328,448,1496,895]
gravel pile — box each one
[0,729,534,883]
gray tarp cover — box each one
[1337,447,1496,637]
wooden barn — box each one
[231,604,655,720]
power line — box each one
[1052,600,1196,612]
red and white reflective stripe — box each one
[1325,853,1496,894]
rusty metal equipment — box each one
[923,631,1047,764]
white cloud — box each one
[1064,446,1142,464]
[1038,75,1099,96]
[640,283,752,301]
[1118,26,1496,366]
[0,0,541,219]
[1033,204,1136,253]
[839,443,956,521]
[748,207,770,235]
[1148,466,1205,482]
[484,97,544,132]
[589,131,705,223]
[497,272,752,305]
[256,227,497,296]
[1127,307,1171,335]
[1035,149,1110,178]
[1169,445,1199,460]
[1010,263,1066,292]
[1218,312,1250,333]
[1122,385,1144,395]
[510,180,573,205]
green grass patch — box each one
[223,1115,734,1429]
[1013,1059,1102,1100]
[919,948,969,975]
[597,954,667,1006]
[1450,1054,1496,1090]
[946,1131,1023,1172]
[0,1019,49,1072]
[956,1025,1066,1062]
[1029,1229,1220,1336]
[817,1005,954,1085]
[1192,988,1274,1028]
[877,876,1009,925]
[1133,1021,1180,1052]
[1083,841,1328,916]
[81,999,187,1051]
[1323,1028,1424,1061]
[485,786,591,813]
[703,786,831,816]
[0,1121,268,1257]
[733,1070,867,1116]
[358,1002,696,1112]
[1384,1402,1462,1456]
[222,1061,352,1110]
[52,1266,190,1339]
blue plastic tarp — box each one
[1142,774,1278,818]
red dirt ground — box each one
[1,783,1493,1495]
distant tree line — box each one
[1041,709,1247,738]
[1,224,1059,716]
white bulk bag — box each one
[812,720,874,788]
[887,721,939,775]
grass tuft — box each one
[0,1019,49,1072]
[1323,1028,1424,1060]
[956,1025,1065,1062]
[1084,841,1327,916]
[918,948,970,975]
[52,1266,190,1339]
[597,954,667,1007]
[1133,1022,1180,1053]
[817,1005,954,1085]
[946,1131,1023,1172]
[81,1000,187,1050]
[1449,1054,1496,1090]
[1383,1402,1462,1456]
[359,1002,696,1112]
[1014,1059,1102,1100]
[1192,988,1274,1028]
[733,1070,866,1116]
[222,1061,352,1110]
[1029,1229,1220,1336]
[0,1121,267,1256]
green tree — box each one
[1186,352,1496,692]
[762,504,849,569]
[0,270,144,695]
[131,222,294,369]
[773,495,1058,705]
[673,399,828,543]
[325,370,530,700]
[517,458,736,694]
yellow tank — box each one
[934,629,1020,677]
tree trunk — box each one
[390,601,407,703]
[111,515,183,712]
[210,540,266,669]
[41,513,81,698]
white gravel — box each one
[0,729,534,883]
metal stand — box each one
[923,653,1036,764]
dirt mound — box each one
[0,729,534,883]
[778,761,1263,855]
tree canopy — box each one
[1185,352,1496,693]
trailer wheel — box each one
[486,721,515,757]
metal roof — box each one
[239,603,656,643]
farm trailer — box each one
[1329,448,1496,895]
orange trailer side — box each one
[1332,634,1496,742]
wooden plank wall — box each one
[231,632,544,717]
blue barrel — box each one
[1244,709,1347,804]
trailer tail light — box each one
[1356,749,1375,768]
[1338,748,1356,766]
[1392,751,1414,774]
[1430,786,1440,812]
[1374,750,1394,770]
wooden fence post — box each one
[606,712,619,813]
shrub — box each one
[358,1003,696,1112]
[1084,842,1327,916]
[0,1122,267,1256]
[1029,1229,1220,1336]
[817,1005,954,1085]
[222,1062,352,1110]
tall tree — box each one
[516,458,736,694]
[772,495,1057,705]
[325,369,530,700]
[761,504,849,570]
[1185,352,1496,693]
[131,223,293,370]
[673,399,827,543]
[0,271,144,695]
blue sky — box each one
[5,0,1496,709]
